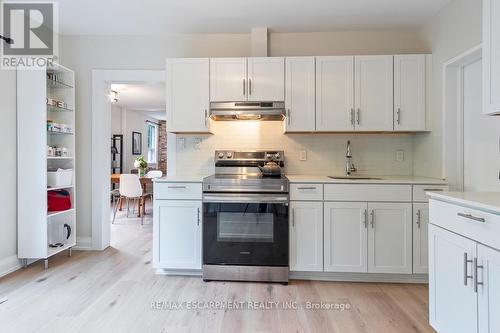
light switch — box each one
[300,150,307,161]
[396,150,405,162]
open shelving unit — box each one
[17,63,76,268]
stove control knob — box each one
[217,152,224,159]
[274,152,281,159]
[266,153,272,160]
[226,152,233,159]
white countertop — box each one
[286,175,447,185]
[428,191,500,214]
[154,175,207,183]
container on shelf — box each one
[47,168,73,187]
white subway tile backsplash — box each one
[174,122,414,176]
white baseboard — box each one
[155,268,202,276]
[74,236,93,250]
[290,271,428,284]
[0,255,22,278]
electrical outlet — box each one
[177,137,185,150]
[299,150,307,161]
[396,150,405,162]
[193,137,202,150]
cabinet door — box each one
[324,202,368,273]
[478,244,500,333]
[315,56,355,131]
[155,200,202,270]
[483,0,500,115]
[284,57,316,132]
[428,224,477,333]
[247,57,285,101]
[354,55,394,131]
[394,55,426,131]
[367,202,412,273]
[210,58,247,101]
[289,201,323,272]
[413,203,429,274]
[166,58,210,132]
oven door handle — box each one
[203,194,289,203]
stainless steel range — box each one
[202,150,289,283]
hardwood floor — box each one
[0,216,436,333]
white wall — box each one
[47,29,429,245]
[0,70,19,275]
[176,122,414,176]
[122,110,157,172]
[414,0,483,178]
[111,104,123,135]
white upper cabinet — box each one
[166,58,211,133]
[324,202,368,273]
[247,57,285,101]
[289,201,323,272]
[394,55,426,131]
[354,55,394,131]
[284,57,316,132]
[316,56,355,131]
[210,58,247,102]
[367,202,412,274]
[483,0,500,115]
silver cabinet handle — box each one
[288,108,291,125]
[168,185,187,189]
[356,108,360,125]
[243,79,246,96]
[396,107,401,125]
[474,257,484,293]
[249,78,252,95]
[204,109,208,127]
[297,186,317,190]
[457,212,486,223]
[197,207,200,226]
[424,188,444,192]
[370,210,375,228]
[364,209,368,228]
[463,252,473,286]
[416,210,421,228]
[291,208,295,227]
[350,108,354,126]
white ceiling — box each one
[58,0,452,35]
[111,83,166,120]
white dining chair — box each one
[146,170,163,178]
[113,174,145,225]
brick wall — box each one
[157,120,167,174]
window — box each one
[147,123,158,164]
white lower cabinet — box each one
[154,200,202,270]
[324,202,368,273]
[478,244,500,333]
[289,201,323,272]
[428,224,478,333]
[413,203,429,273]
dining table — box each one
[110,173,153,217]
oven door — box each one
[202,193,289,266]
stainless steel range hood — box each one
[209,101,285,121]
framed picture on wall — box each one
[132,131,142,155]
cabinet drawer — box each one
[413,185,448,202]
[429,199,500,250]
[324,184,411,202]
[290,184,323,201]
[154,182,202,200]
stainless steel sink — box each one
[328,176,383,180]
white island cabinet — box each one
[428,192,500,333]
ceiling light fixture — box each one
[109,90,118,103]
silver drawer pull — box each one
[297,187,317,190]
[474,257,484,293]
[463,253,473,286]
[457,212,485,223]
[424,188,444,192]
[168,186,187,189]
